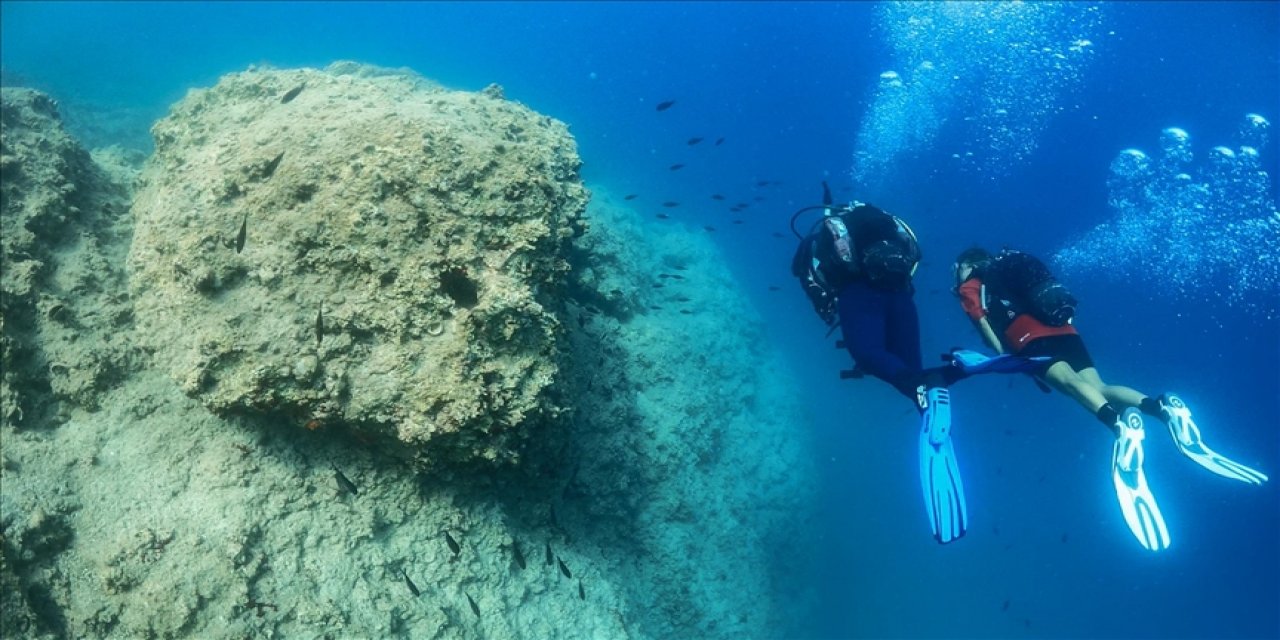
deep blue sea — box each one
[3,2,1277,638]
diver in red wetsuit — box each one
[952,247,1268,551]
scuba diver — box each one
[952,246,1269,551]
[790,183,1047,544]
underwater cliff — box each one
[0,63,817,639]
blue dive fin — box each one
[918,387,967,544]
[947,349,1051,376]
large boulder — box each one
[126,63,588,467]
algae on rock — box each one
[126,63,589,467]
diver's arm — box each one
[974,317,1004,355]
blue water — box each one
[3,1,1277,637]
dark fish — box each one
[445,531,460,556]
[768,286,780,292]
[669,164,685,171]
[545,541,554,566]
[673,265,687,271]
[652,283,664,289]
[679,309,693,315]
[280,83,305,104]
[1002,598,1010,612]
[332,466,358,496]
[263,151,285,179]
[466,592,480,618]
[658,274,672,279]
[558,557,572,579]
[1061,533,1069,543]
[578,579,585,600]
[756,180,769,187]
[655,100,676,111]
[771,232,784,239]
[662,201,679,208]
[669,274,685,280]
[703,226,716,232]
[687,137,703,145]
[753,196,766,202]
[711,194,725,200]
[656,213,670,219]
[675,296,691,302]
[234,214,247,253]
[735,203,750,209]
[650,305,662,311]
[512,541,526,570]
[732,219,744,224]
[402,569,420,597]
[714,137,725,145]
[315,304,324,347]
[624,194,638,200]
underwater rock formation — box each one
[0,87,137,426]
[126,63,588,466]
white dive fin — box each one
[1111,409,1171,551]
[1160,394,1268,485]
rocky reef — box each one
[126,63,588,468]
[0,67,816,639]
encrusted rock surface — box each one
[126,63,588,466]
[0,87,137,426]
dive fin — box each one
[1160,394,1268,485]
[918,387,967,544]
[946,349,1051,376]
[1111,409,1171,551]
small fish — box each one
[512,541,526,570]
[687,137,703,145]
[756,180,769,187]
[263,151,285,179]
[280,83,305,104]
[445,531,460,556]
[771,232,784,239]
[234,214,247,253]
[652,283,665,289]
[624,194,638,200]
[669,164,685,171]
[753,196,766,202]
[735,203,750,209]
[332,466,358,496]
[673,265,687,271]
[675,296,692,302]
[732,219,744,224]
[1002,598,1011,612]
[545,541,554,566]
[679,309,693,315]
[315,304,324,347]
[662,201,679,208]
[669,274,685,280]
[649,305,662,311]
[658,274,672,279]
[402,569,420,597]
[768,286,780,292]
[558,557,572,579]
[656,213,670,219]
[578,579,585,600]
[714,137,725,145]
[466,592,480,618]
[711,194,725,200]
[1061,533,1069,543]
[703,226,716,232]
[655,100,676,111]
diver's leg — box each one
[838,281,919,398]
[1077,367,1149,408]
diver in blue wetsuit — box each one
[791,183,1047,544]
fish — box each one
[578,579,585,600]
[658,274,672,279]
[545,541,554,566]
[1002,598,1011,612]
[756,180,769,187]
[402,568,420,597]
[234,214,247,253]
[624,194,638,200]
[558,557,572,579]
[768,286,780,292]
[444,531,460,556]
[662,201,680,208]
[715,137,725,145]
[668,274,685,280]
[732,219,744,224]
[1061,533,1069,543]
[687,137,703,145]
[703,226,716,232]
[679,309,693,315]
[466,592,480,618]
[280,83,305,104]
[315,304,324,347]
[771,232,784,239]
[263,151,285,179]
[512,541,526,570]
[332,466,358,496]
[753,196,766,202]
[669,164,685,171]
[710,194,725,200]
[655,100,676,111]
[652,283,664,289]
[675,296,692,302]
[673,265,687,271]
[655,214,670,220]
[735,203,750,209]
